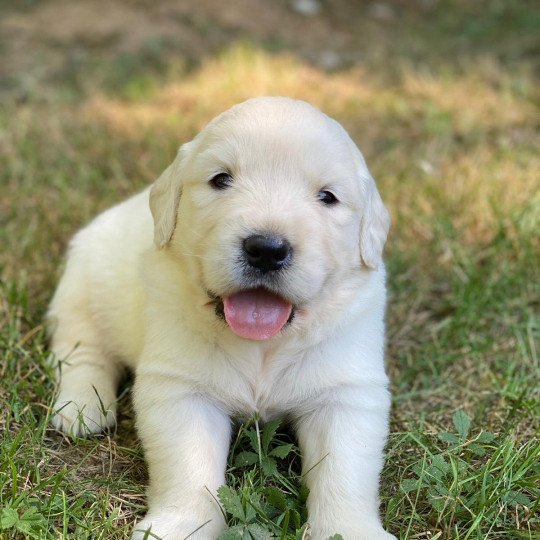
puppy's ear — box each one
[149,144,190,248]
[359,175,391,269]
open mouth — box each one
[207,288,294,340]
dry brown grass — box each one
[2,42,538,306]
[82,45,540,257]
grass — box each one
[0,1,539,538]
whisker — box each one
[176,251,232,262]
[180,225,207,240]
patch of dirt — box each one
[0,0,425,93]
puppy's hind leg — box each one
[49,316,124,437]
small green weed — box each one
[389,411,539,539]
[217,419,309,539]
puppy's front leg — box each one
[295,387,396,540]
[132,376,230,540]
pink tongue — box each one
[223,288,292,340]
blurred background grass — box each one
[0,1,539,539]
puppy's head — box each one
[150,97,390,340]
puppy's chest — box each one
[216,347,307,419]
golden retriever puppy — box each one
[47,97,395,540]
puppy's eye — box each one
[318,190,339,205]
[209,172,233,190]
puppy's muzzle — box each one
[242,234,292,273]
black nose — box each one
[243,234,292,273]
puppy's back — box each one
[48,187,153,366]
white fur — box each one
[47,97,395,540]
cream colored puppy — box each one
[47,97,395,540]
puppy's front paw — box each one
[132,510,225,540]
[51,394,116,437]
